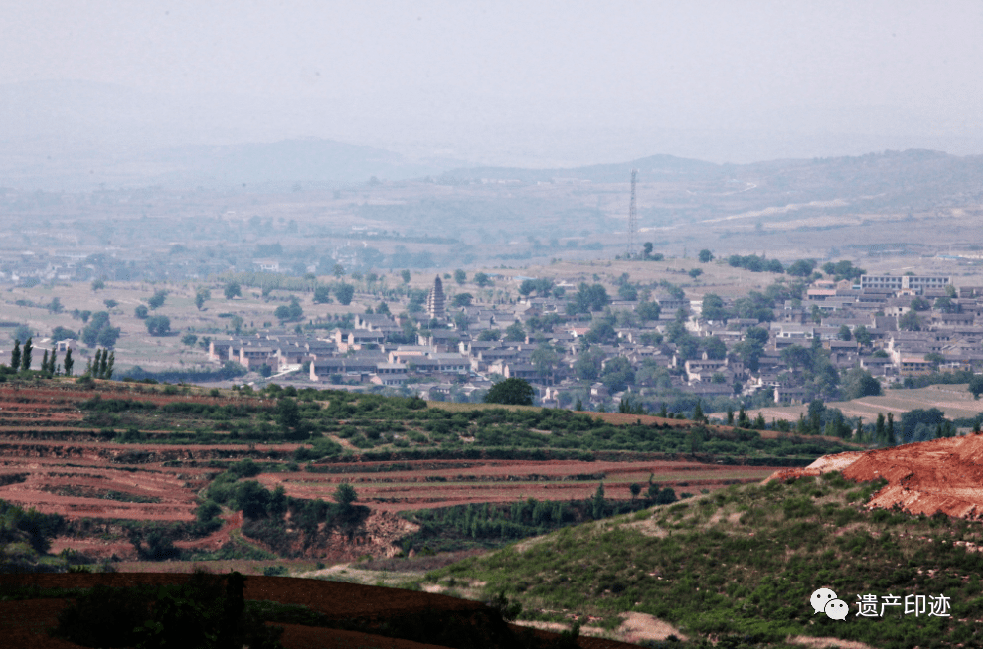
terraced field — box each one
[0,378,852,568]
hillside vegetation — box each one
[422,472,983,649]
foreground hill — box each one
[420,459,983,648]
[0,570,633,649]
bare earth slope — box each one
[766,434,983,519]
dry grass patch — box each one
[788,635,878,649]
[616,612,688,643]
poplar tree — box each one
[98,349,109,379]
[21,338,32,371]
[104,352,114,380]
[886,412,896,446]
[875,413,886,444]
[692,401,705,422]
[41,351,49,375]
[591,482,605,519]
[63,349,74,376]
[9,340,20,372]
[49,349,57,374]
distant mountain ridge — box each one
[440,153,719,184]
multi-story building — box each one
[860,274,951,294]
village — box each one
[195,268,983,415]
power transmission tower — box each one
[626,169,638,258]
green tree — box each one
[786,259,816,277]
[334,482,357,510]
[504,321,526,342]
[531,344,559,385]
[21,337,32,371]
[454,269,466,285]
[853,325,872,347]
[591,483,605,519]
[568,283,610,315]
[934,296,957,313]
[276,397,302,437]
[400,269,411,284]
[335,283,355,305]
[474,272,492,287]
[838,325,852,341]
[224,282,242,300]
[601,356,635,392]
[688,268,703,279]
[698,248,714,263]
[735,326,768,372]
[692,400,705,422]
[63,348,74,376]
[910,296,931,311]
[452,293,473,308]
[617,283,638,300]
[886,412,896,445]
[780,345,811,374]
[478,329,500,341]
[98,349,109,379]
[701,336,727,360]
[146,315,171,336]
[701,293,727,321]
[104,352,114,380]
[134,304,149,319]
[181,333,199,347]
[969,375,983,400]
[484,377,535,405]
[90,278,105,291]
[82,312,120,349]
[313,284,332,303]
[841,367,882,400]
[194,287,211,310]
[585,319,617,345]
[636,300,661,321]
[924,352,945,370]
[9,340,20,372]
[147,289,167,310]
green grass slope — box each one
[421,473,983,649]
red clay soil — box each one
[49,510,244,561]
[0,573,640,649]
[765,434,983,519]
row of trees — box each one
[7,338,76,376]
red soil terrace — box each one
[766,434,983,519]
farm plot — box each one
[254,459,783,512]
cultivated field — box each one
[254,458,777,513]
[744,383,983,423]
[0,379,796,567]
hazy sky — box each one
[2,1,982,165]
